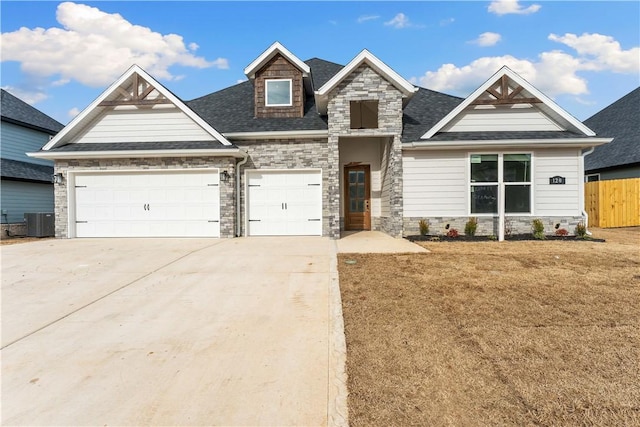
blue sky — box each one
[1,1,638,125]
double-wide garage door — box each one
[247,170,322,236]
[74,171,220,237]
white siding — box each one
[534,148,582,216]
[403,151,467,217]
[339,138,382,217]
[443,105,564,132]
[73,107,215,143]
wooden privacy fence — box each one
[585,178,640,228]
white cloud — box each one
[384,13,411,29]
[488,0,541,15]
[0,2,228,89]
[68,107,81,118]
[357,15,380,24]
[470,32,502,47]
[1,85,48,105]
[415,33,638,99]
[549,32,640,73]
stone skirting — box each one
[403,216,586,237]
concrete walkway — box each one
[337,231,428,253]
[1,237,348,426]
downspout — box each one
[581,146,596,236]
[235,150,249,237]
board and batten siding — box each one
[403,150,467,217]
[1,122,54,166]
[534,148,582,216]
[73,107,215,143]
[442,106,564,133]
[1,181,54,223]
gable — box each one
[43,65,231,151]
[253,53,305,119]
[422,67,595,139]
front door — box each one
[344,165,371,231]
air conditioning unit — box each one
[24,213,55,237]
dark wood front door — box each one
[344,165,371,231]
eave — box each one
[223,130,328,140]
[27,148,246,160]
[403,138,613,151]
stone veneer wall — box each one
[326,64,404,238]
[235,138,335,237]
[403,216,586,237]
[53,157,236,238]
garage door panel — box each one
[247,170,322,236]
[74,171,220,238]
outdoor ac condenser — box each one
[24,213,55,237]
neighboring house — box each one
[583,87,640,181]
[30,42,610,239]
[1,89,64,231]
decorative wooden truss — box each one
[471,75,541,105]
[98,73,171,107]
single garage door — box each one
[247,170,322,236]
[74,170,220,237]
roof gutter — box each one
[235,150,249,237]
[27,148,246,160]
[223,130,328,140]
[403,138,613,150]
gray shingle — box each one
[402,88,464,142]
[1,89,64,134]
[584,87,640,172]
[48,141,237,152]
[426,130,590,141]
[1,158,53,182]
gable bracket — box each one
[471,75,542,105]
[98,73,171,107]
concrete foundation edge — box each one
[328,241,349,426]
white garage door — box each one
[247,170,322,236]
[74,170,220,237]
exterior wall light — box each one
[220,170,231,182]
[52,173,64,185]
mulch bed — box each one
[407,234,606,242]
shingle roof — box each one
[47,141,236,152]
[426,130,589,141]
[1,158,53,182]
[584,87,640,172]
[0,89,64,134]
[402,88,464,142]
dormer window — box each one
[265,79,292,107]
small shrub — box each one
[555,228,569,236]
[575,222,588,238]
[504,218,513,237]
[464,217,478,236]
[418,219,429,236]
[532,218,546,240]
[487,234,497,241]
[446,228,459,238]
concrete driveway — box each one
[1,237,347,426]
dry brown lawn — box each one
[339,227,640,427]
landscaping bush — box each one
[555,228,569,236]
[532,218,546,240]
[575,222,588,238]
[446,228,459,238]
[464,217,478,236]
[418,219,429,236]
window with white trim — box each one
[265,79,292,106]
[586,173,600,182]
[470,153,532,214]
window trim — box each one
[265,79,293,107]
[468,152,534,216]
[585,173,600,182]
